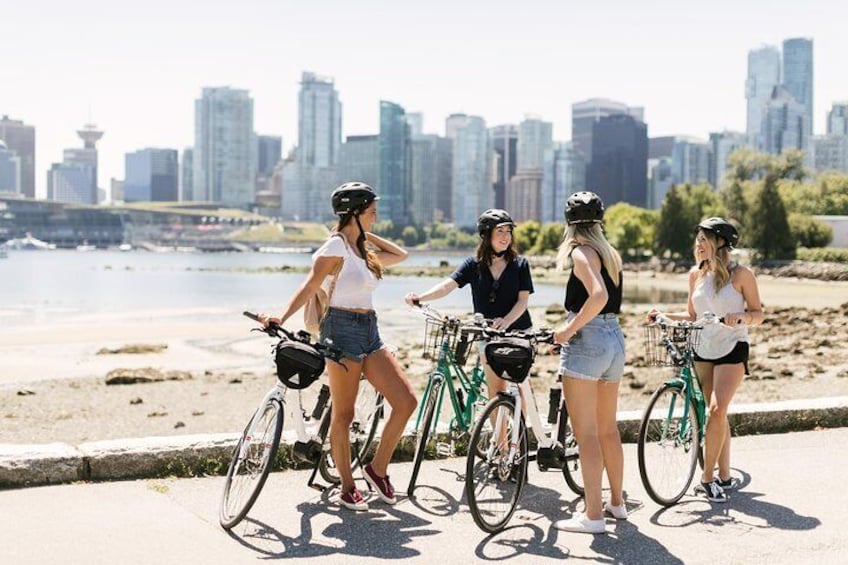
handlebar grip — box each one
[412,298,421,307]
[243,311,260,321]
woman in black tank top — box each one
[552,192,628,535]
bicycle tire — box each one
[465,395,528,534]
[317,384,385,485]
[560,404,585,497]
[407,377,442,496]
[219,398,284,530]
[637,383,700,506]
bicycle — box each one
[219,312,384,530]
[465,327,585,534]
[406,302,492,496]
[636,313,715,506]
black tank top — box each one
[564,264,623,314]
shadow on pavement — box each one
[648,469,822,531]
[226,488,440,560]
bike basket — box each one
[642,324,702,367]
[423,317,458,360]
[485,337,536,383]
[275,340,325,389]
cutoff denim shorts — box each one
[559,312,626,383]
[320,307,385,362]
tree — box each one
[530,223,564,255]
[603,203,657,259]
[401,225,419,246]
[513,221,541,253]
[654,186,692,259]
[748,173,795,260]
[788,213,833,248]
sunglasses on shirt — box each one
[489,279,500,303]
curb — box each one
[2,396,847,490]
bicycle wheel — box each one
[407,377,442,496]
[638,383,700,506]
[560,405,585,497]
[318,379,384,484]
[465,396,528,534]
[219,398,284,530]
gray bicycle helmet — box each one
[565,191,605,224]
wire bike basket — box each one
[423,316,459,360]
[642,324,703,367]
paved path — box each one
[1,429,844,564]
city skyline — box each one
[3,1,847,200]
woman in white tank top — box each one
[260,182,416,511]
[648,217,763,503]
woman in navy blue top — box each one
[405,209,534,395]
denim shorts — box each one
[319,308,385,362]
[559,313,626,382]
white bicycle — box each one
[464,327,584,534]
[219,312,384,530]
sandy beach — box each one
[2,271,847,445]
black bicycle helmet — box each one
[697,217,739,249]
[477,209,515,237]
[331,182,379,216]
[565,191,605,224]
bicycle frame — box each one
[414,332,488,435]
[658,330,708,446]
[489,378,570,468]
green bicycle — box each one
[637,314,711,506]
[407,302,490,496]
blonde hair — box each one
[695,229,731,292]
[556,223,622,285]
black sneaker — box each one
[695,480,728,503]
[717,477,740,491]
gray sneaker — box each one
[717,477,740,491]
[695,480,728,503]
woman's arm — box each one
[365,232,408,268]
[492,290,531,330]
[554,247,608,344]
[725,266,763,326]
[647,270,698,323]
[405,278,458,306]
[261,256,341,326]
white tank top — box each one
[312,234,379,310]
[691,270,748,359]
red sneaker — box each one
[363,463,397,504]
[339,487,368,511]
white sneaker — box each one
[603,500,628,520]
[553,511,606,534]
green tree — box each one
[401,225,419,246]
[513,220,541,253]
[748,173,796,260]
[603,203,657,259]
[529,223,564,255]
[654,186,692,259]
[788,213,833,248]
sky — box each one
[3,0,847,199]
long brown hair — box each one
[334,208,383,279]
[476,228,518,266]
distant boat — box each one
[2,234,54,250]
[76,240,97,252]
[118,243,133,252]
[0,247,7,259]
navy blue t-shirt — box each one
[450,256,535,330]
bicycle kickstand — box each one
[307,463,327,492]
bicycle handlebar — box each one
[242,311,345,363]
